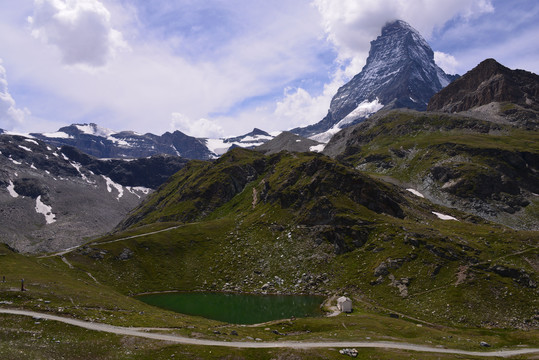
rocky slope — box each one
[323,109,538,230]
[116,148,405,231]
[427,58,539,129]
[255,132,324,155]
[0,134,188,253]
[292,20,457,141]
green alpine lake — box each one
[137,292,324,324]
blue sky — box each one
[0,0,538,137]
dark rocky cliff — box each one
[428,58,539,113]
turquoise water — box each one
[137,292,324,324]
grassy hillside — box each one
[2,115,538,358]
[324,109,539,230]
[59,148,538,330]
[1,144,538,359]
[3,242,537,359]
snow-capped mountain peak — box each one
[205,128,276,156]
[292,20,458,140]
[73,123,116,138]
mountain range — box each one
[0,19,537,356]
[428,58,539,130]
[1,19,536,251]
[23,123,276,161]
[90,53,537,332]
[323,57,538,229]
[5,20,456,162]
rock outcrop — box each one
[428,58,539,113]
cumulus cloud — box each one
[0,60,29,130]
[170,113,224,138]
[274,66,351,129]
[434,51,459,74]
[28,0,128,67]
[312,0,495,75]
[274,88,326,127]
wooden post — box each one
[2,275,4,283]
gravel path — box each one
[1,309,538,357]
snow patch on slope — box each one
[24,139,39,146]
[18,145,32,152]
[309,144,326,153]
[76,124,115,138]
[35,196,56,224]
[205,138,229,155]
[310,99,383,143]
[9,157,22,165]
[205,133,276,156]
[432,211,458,221]
[406,188,424,198]
[70,162,94,184]
[240,135,273,143]
[126,186,152,199]
[7,180,19,198]
[4,131,33,137]
[42,131,73,139]
[108,136,131,147]
[339,98,384,126]
[102,175,124,200]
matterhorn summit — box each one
[294,20,458,141]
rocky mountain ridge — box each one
[255,132,324,155]
[30,123,214,160]
[28,123,277,160]
[428,58,539,129]
[319,58,539,230]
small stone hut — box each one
[337,296,352,313]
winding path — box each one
[40,224,185,258]
[1,309,537,357]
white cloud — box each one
[312,0,495,75]
[434,51,459,74]
[274,67,350,129]
[257,0,495,130]
[28,0,128,67]
[275,87,326,127]
[1,1,330,136]
[0,60,29,130]
[170,113,224,138]
[461,0,494,19]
